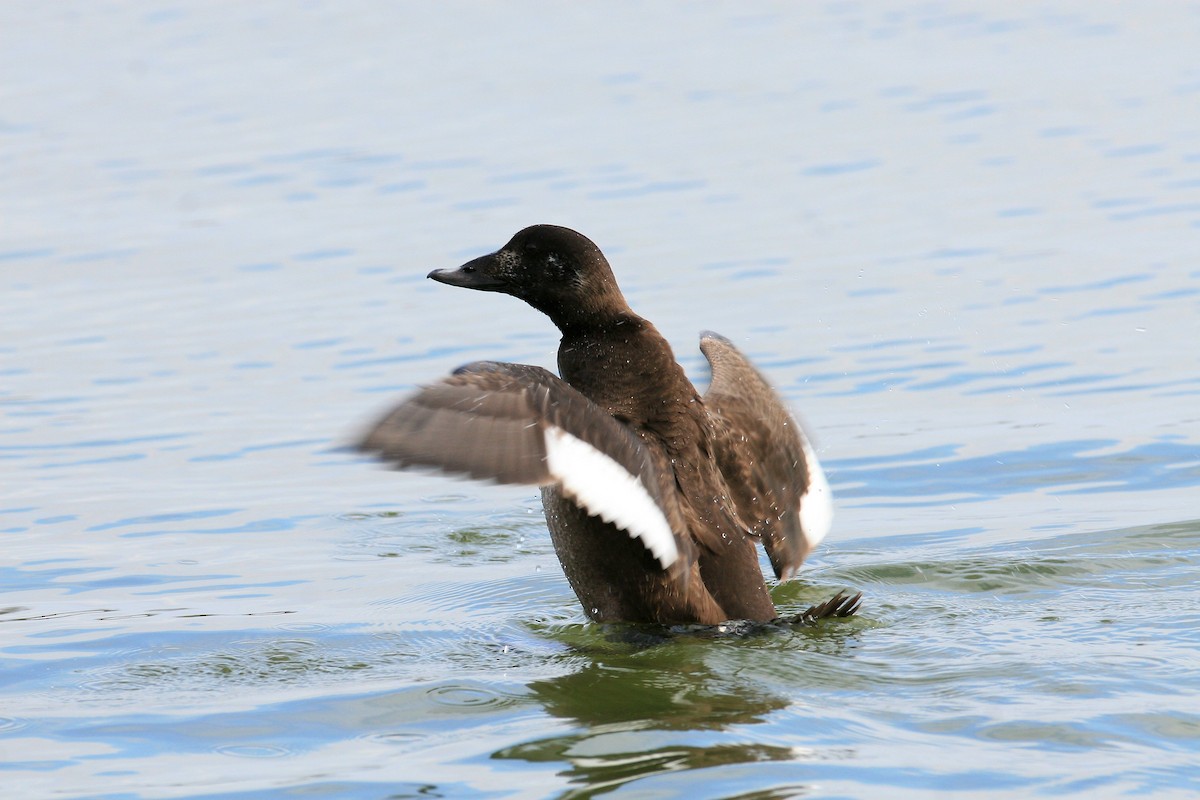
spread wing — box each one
[357,361,692,572]
[700,332,832,580]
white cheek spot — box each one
[797,431,833,551]
[496,250,519,279]
[543,426,678,569]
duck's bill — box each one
[427,254,508,292]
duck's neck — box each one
[557,314,697,431]
[538,280,629,333]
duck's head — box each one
[428,225,630,329]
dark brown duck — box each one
[358,225,854,625]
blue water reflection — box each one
[834,439,1200,505]
[3,1,1200,797]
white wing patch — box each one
[797,428,833,551]
[542,426,678,570]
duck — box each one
[357,224,857,625]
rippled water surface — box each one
[4,2,1200,798]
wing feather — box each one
[358,361,686,570]
[700,333,832,580]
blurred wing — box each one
[358,361,686,570]
[700,333,832,580]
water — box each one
[3,2,1199,797]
